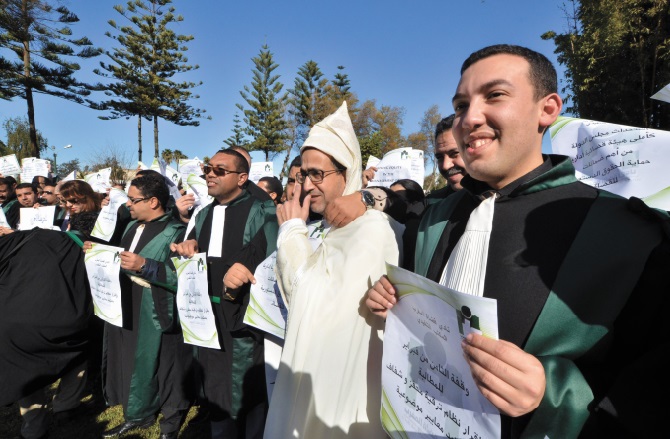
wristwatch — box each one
[360,190,376,209]
[136,263,146,275]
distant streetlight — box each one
[50,144,73,174]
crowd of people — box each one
[2,43,669,439]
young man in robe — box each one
[101,175,192,439]
[366,44,670,438]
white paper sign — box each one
[381,264,500,439]
[551,116,670,210]
[249,162,274,183]
[85,168,112,193]
[0,154,21,176]
[179,159,203,187]
[186,174,212,208]
[62,170,76,182]
[85,243,124,327]
[18,206,56,230]
[368,148,416,188]
[409,149,425,188]
[20,157,49,182]
[243,220,327,338]
[172,253,220,349]
[651,83,670,104]
[91,188,129,241]
[244,252,287,339]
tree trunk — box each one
[154,116,159,159]
[21,13,38,159]
[137,115,142,163]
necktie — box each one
[439,191,497,297]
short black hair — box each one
[16,182,36,193]
[289,155,301,169]
[215,148,250,173]
[461,44,557,100]
[130,175,169,209]
[435,114,455,141]
[259,176,283,200]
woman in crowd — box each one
[59,180,102,240]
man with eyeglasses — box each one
[171,148,277,439]
[264,102,404,438]
[100,174,192,439]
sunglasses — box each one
[64,198,82,205]
[203,165,243,177]
[127,196,151,205]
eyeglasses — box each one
[127,196,151,205]
[203,165,243,177]
[64,198,82,205]
[286,178,296,184]
[40,191,53,196]
[295,169,342,184]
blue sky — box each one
[0,0,570,172]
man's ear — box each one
[269,192,277,201]
[538,92,562,131]
[237,172,249,188]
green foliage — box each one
[359,131,383,166]
[542,0,670,129]
[332,65,351,101]
[237,44,289,161]
[56,158,80,177]
[0,0,102,156]
[223,112,248,148]
[352,100,406,155]
[289,60,330,142]
[94,0,207,159]
[161,148,174,166]
[1,116,48,160]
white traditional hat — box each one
[301,101,362,196]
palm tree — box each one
[172,149,188,170]
[161,149,174,167]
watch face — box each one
[362,190,375,206]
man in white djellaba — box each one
[265,101,404,438]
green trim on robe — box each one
[520,191,665,438]
[120,214,185,421]
[1,199,17,214]
[413,156,669,438]
[192,191,277,419]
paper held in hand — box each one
[84,243,124,327]
[172,253,220,349]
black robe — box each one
[0,229,92,405]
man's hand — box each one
[175,193,196,222]
[277,182,310,226]
[362,166,377,187]
[461,334,546,417]
[324,192,365,228]
[82,241,93,252]
[365,275,397,319]
[0,226,14,236]
[170,239,199,258]
[119,251,146,272]
[224,262,255,289]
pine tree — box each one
[94,0,207,160]
[0,0,102,157]
[223,112,248,148]
[237,44,289,161]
